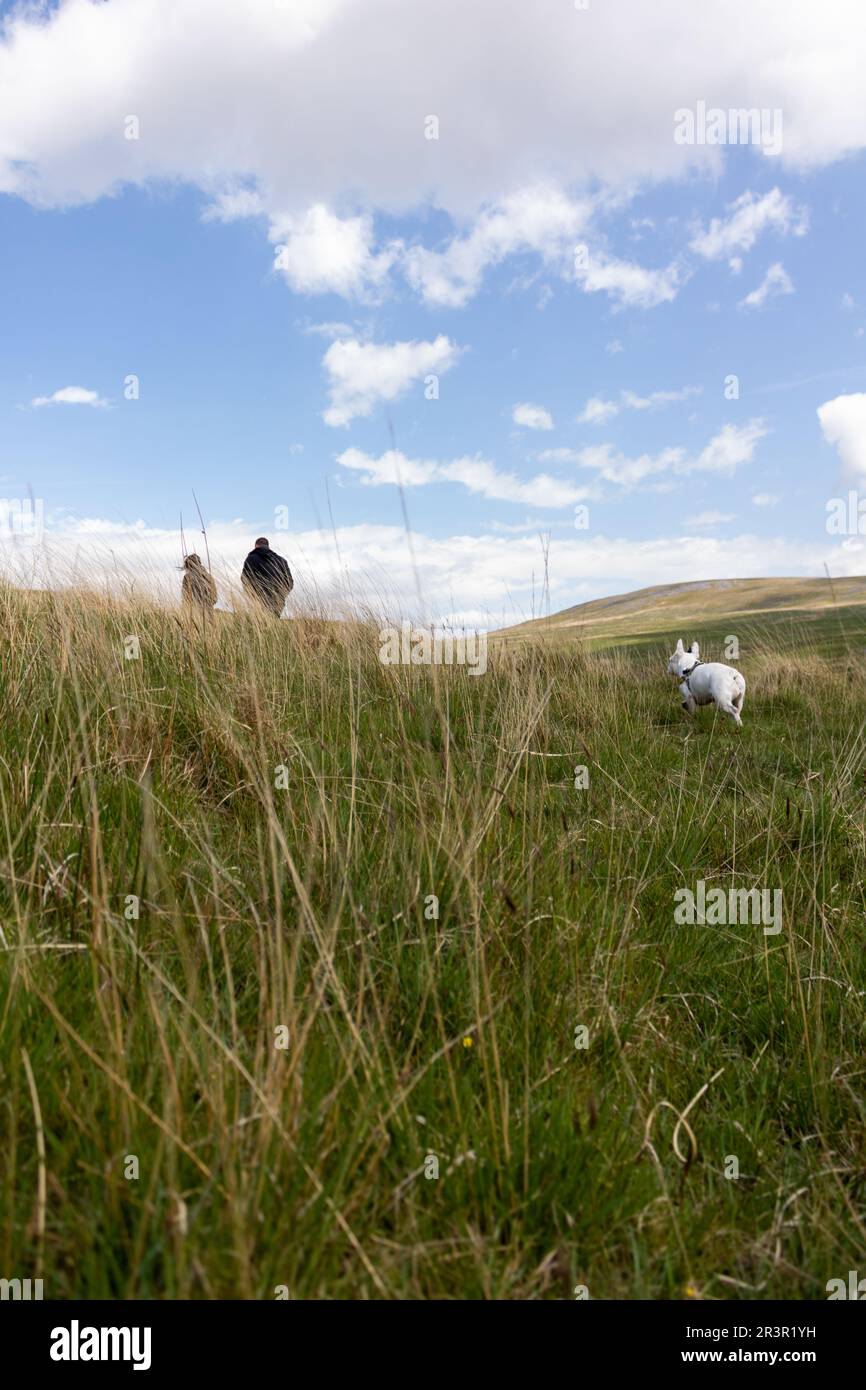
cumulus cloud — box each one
[403,185,591,307]
[578,398,621,426]
[578,384,701,424]
[569,443,686,488]
[440,457,590,508]
[31,386,108,409]
[401,184,683,309]
[739,262,794,309]
[1,1,857,308]
[5,1,865,212]
[577,252,684,309]
[270,205,400,300]
[512,402,553,431]
[692,420,768,472]
[336,447,593,508]
[336,448,439,489]
[540,420,767,488]
[817,392,866,481]
[321,335,462,426]
[689,188,808,260]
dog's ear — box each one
[689,641,700,656]
[675,639,684,653]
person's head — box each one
[254,537,270,549]
[184,553,202,569]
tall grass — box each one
[1,583,865,1298]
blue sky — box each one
[2,0,866,624]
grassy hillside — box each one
[496,575,866,659]
[1,581,865,1299]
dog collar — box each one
[682,659,702,684]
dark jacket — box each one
[241,545,293,613]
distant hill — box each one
[493,575,866,656]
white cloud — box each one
[512,402,553,431]
[578,384,701,424]
[841,291,855,310]
[691,420,768,472]
[267,186,683,311]
[577,252,684,309]
[31,386,108,409]
[817,392,866,482]
[336,447,593,508]
[752,492,780,506]
[567,443,687,487]
[0,5,862,215]
[690,188,808,261]
[620,386,702,411]
[321,335,462,427]
[403,184,592,308]
[336,447,438,488]
[739,262,794,310]
[4,513,862,630]
[605,339,623,354]
[270,205,400,300]
[298,319,357,339]
[685,510,736,527]
[441,458,590,508]
[202,187,266,222]
[578,398,620,426]
[5,0,864,226]
[541,420,767,488]
[3,3,851,311]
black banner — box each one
[4,1297,860,1375]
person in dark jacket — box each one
[241,537,293,616]
[181,553,217,611]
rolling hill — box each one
[493,575,866,656]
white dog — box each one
[667,639,746,727]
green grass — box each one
[1,582,865,1300]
